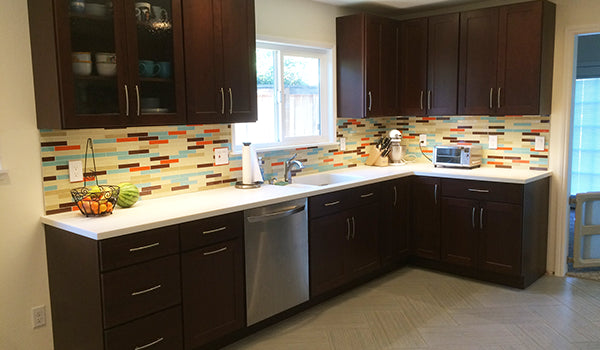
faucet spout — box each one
[284,154,304,183]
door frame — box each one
[549,23,600,277]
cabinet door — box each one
[380,19,399,116]
[398,18,428,116]
[309,211,349,297]
[181,239,244,349]
[458,7,499,115]
[496,1,543,115]
[221,0,257,123]
[427,13,459,116]
[411,177,441,260]
[347,203,380,278]
[365,15,382,117]
[440,197,478,267]
[380,179,410,266]
[478,201,523,276]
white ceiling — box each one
[310,0,486,15]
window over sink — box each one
[233,39,334,151]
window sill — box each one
[231,141,340,155]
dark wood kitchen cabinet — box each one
[337,13,398,118]
[183,0,257,124]
[398,13,459,116]
[45,225,183,350]
[458,0,555,116]
[180,212,245,349]
[410,176,441,261]
[380,178,410,267]
[309,184,380,297]
[28,0,186,129]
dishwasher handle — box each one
[246,205,306,223]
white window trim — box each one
[232,38,335,153]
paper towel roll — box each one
[250,148,263,183]
[242,142,252,184]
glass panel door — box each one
[69,0,121,116]
[133,0,177,116]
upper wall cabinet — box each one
[29,0,187,129]
[398,13,459,116]
[458,0,556,116]
[337,14,398,118]
[182,0,257,124]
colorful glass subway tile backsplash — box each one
[40,115,549,215]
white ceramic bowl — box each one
[72,51,91,62]
[85,3,107,16]
[140,97,160,109]
[73,61,92,75]
[95,52,116,64]
[96,62,116,76]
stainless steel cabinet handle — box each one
[131,284,161,296]
[393,186,397,207]
[203,246,228,256]
[129,242,159,252]
[134,337,164,350]
[468,188,490,193]
[480,207,484,230]
[228,88,233,115]
[489,88,494,109]
[368,91,372,112]
[346,217,351,240]
[135,85,140,116]
[246,205,305,223]
[497,87,502,109]
[427,90,432,110]
[351,216,356,239]
[324,200,340,207]
[220,88,225,115]
[472,207,476,229]
[124,84,129,117]
[420,90,424,110]
[434,183,438,205]
[360,192,374,198]
[203,226,227,235]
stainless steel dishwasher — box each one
[244,198,309,326]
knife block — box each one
[365,147,389,167]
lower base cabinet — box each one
[380,178,410,267]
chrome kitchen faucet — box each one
[284,154,304,183]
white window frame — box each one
[233,38,335,152]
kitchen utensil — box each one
[156,61,171,78]
[95,52,116,63]
[135,2,151,21]
[96,62,116,76]
[72,51,91,62]
[138,60,160,77]
[72,61,92,75]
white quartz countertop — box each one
[40,163,551,240]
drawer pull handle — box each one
[360,192,374,198]
[203,247,227,256]
[468,188,490,193]
[203,226,227,235]
[129,242,160,252]
[324,200,340,206]
[131,284,161,296]
[480,207,484,230]
[134,337,164,350]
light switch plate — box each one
[68,160,83,182]
[489,135,498,150]
[419,134,427,146]
[214,147,229,165]
[534,136,545,151]
[340,137,346,151]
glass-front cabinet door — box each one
[56,0,185,128]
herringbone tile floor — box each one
[224,267,600,350]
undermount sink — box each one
[292,173,363,186]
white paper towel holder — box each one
[235,181,262,189]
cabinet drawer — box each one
[441,178,523,204]
[180,212,243,251]
[309,184,380,219]
[347,184,380,206]
[101,255,181,328]
[99,225,179,271]
[104,306,182,350]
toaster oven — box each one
[433,145,482,168]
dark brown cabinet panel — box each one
[398,18,428,116]
[411,176,441,260]
[183,0,257,124]
[458,0,555,116]
[380,178,410,266]
[337,13,398,118]
[347,203,380,278]
[181,238,245,349]
[441,197,478,267]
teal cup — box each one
[138,60,160,77]
[156,61,172,79]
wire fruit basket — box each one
[71,138,120,216]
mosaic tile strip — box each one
[40,115,549,215]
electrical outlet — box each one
[68,160,83,182]
[489,135,498,150]
[214,147,229,165]
[534,136,545,151]
[419,134,427,146]
[340,137,346,151]
[32,305,46,328]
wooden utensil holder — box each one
[365,147,389,167]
